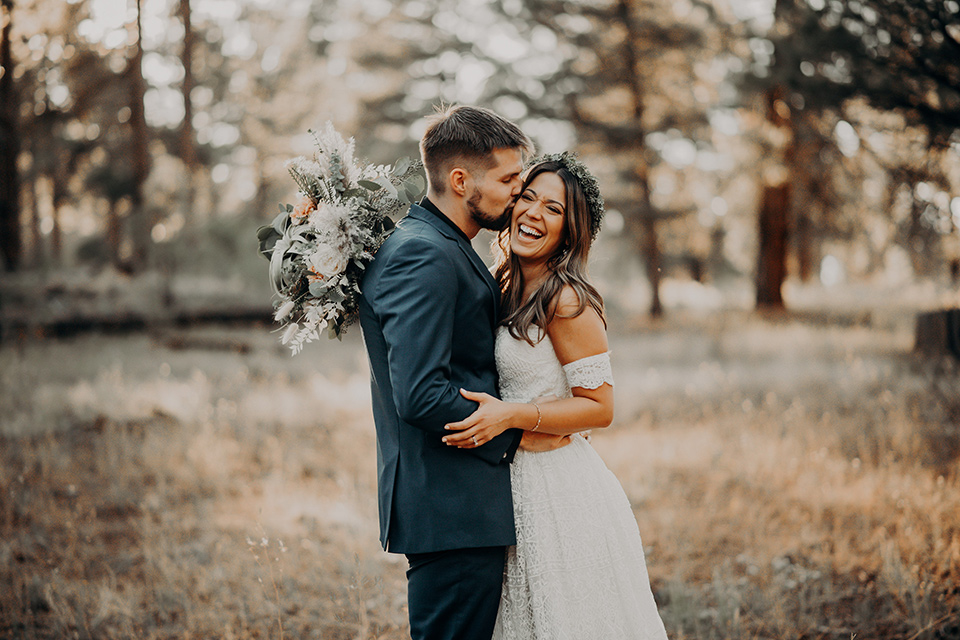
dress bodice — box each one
[495,325,614,403]
[495,326,572,403]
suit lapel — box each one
[406,205,501,322]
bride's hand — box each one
[442,389,521,449]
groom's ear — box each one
[449,167,469,197]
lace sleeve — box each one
[562,352,614,389]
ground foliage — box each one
[1,314,958,639]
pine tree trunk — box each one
[756,182,790,306]
[795,212,813,282]
[615,0,663,318]
[708,226,725,283]
[107,198,121,267]
[128,0,151,271]
[0,0,20,272]
[755,85,793,308]
[643,216,663,317]
[50,172,65,265]
[24,175,39,266]
[179,0,196,217]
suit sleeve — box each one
[374,236,517,465]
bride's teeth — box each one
[519,224,543,238]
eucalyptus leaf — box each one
[404,183,421,203]
[309,279,329,297]
[259,233,280,259]
[272,211,290,234]
[358,179,381,191]
[327,323,341,340]
[407,174,425,192]
[375,176,399,199]
[392,157,411,176]
[257,224,278,242]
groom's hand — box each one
[518,431,571,452]
[443,389,526,448]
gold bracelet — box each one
[531,402,542,432]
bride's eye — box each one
[520,192,534,201]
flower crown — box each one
[528,151,605,240]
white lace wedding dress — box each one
[493,326,668,640]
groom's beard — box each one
[467,189,510,231]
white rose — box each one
[307,243,347,279]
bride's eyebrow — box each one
[525,188,564,209]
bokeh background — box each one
[1,0,959,638]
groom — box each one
[358,105,554,639]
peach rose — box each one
[290,197,316,223]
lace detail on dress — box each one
[563,351,614,389]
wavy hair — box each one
[493,160,605,346]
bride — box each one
[442,154,669,639]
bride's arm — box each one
[443,288,613,448]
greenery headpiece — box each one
[528,151,605,240]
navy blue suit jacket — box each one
[358,203,521,554]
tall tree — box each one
[746,0,960,303]
[178,0,197,223]
[754,86,793,307]
[128,0,151,270]
[0,0,19,272]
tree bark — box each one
[128,0,151,271]
[24,175,39,266]
[50,172,65,265]
[0,0,20,272]
[178,0,197,224]
[756,182,790,306]
[642,216,663,317]
[107,198,121,267]
[755,85,793,308]
[179,0,195,170]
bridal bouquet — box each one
[257,123,425,353]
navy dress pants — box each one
[405,546,506,640]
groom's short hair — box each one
[420,105,533,195]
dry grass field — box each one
[1,312,958,639]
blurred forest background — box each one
[1,0,960,638]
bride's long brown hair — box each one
[493,160,605,346]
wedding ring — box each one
[472,436,479,446]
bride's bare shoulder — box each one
[546,286,607,363]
